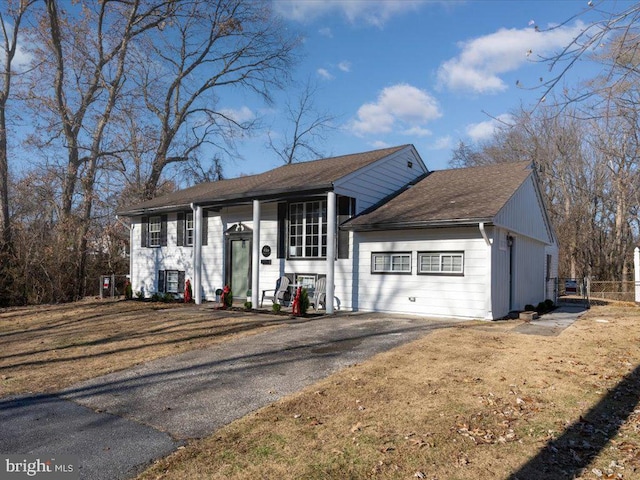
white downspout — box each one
[479,222,493,319]
[479,221,491,247]
[192,203,203,304]
[251,200,260,308]
[326,191,336,314]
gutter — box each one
[117,185,335,217]
[344,217,494,232]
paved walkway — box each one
[0,312,463,480]
[511,303,587,336]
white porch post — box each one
[326,191,336,314]
[634,246,640,304]
[251,200,260,308]
[193,204,203,304]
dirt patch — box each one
[0,299,289,398]
[138,304,640,480]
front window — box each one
[149,216,161,247]
[418,252,464,275]
[185,213,194,246]
[289,201,327,258]
[371,253,411,274]
[166,270,179,293]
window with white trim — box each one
[149,216,162,247]
[418,252,464,275]
[288,201,327,258]
[165,270,179,293]
[371,252,412,274]
[185,213,194,246]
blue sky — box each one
[219,0,622,178]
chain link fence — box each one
[554,278,637,305]
[588,280,636,303]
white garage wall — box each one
[355,228,489,319]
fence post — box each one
[635,247,640,304]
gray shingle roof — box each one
[118,145,410,215]
[344,161,532,230]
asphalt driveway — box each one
[0,311,464,480]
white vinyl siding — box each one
[333,146,428,213]
[494,175,553,245]
[357,229,488,318]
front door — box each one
[230,238,250,299]
[225,223,253,300]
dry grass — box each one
[137,304,640,480]
[0,299,283,398]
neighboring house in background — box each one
[117,144,558,320]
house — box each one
[117,144,558,320]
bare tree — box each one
[128,0,299,199]
[0,0,34,306]
[267,79,337,164]
[32,0,175,297]
[0,0,33,252]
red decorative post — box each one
[291,286,302,315]
[184,279,192,303]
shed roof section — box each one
[345,161,533,230]
[118,145,410,215]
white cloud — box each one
[349,83,442,136]
[318,27,333,38]
[402,126,432,137]
[338,60,351,72]
[466,114,513,142]
[219,106,255,124]
[431,135,453,150]
[317,68,334,80]
[371,140,391,149]
[0,24,32,70]
[274,0,427,27]
[437,22,585,94]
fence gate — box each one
[98,275,129,299]
[100,275,114,299]
[556,277,590,308]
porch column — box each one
[635,246,639,304]
[251,200,260,308]
[193,204,203,304]
[326,191,336,314]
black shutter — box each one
[160,214,168,247]
[337,197,355,259]
[141,216,148,247]
[277,202,287,258]
[158,270,165,293]
[177,212,185,246]
[202,210,208,246]
[178,271,186,293]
